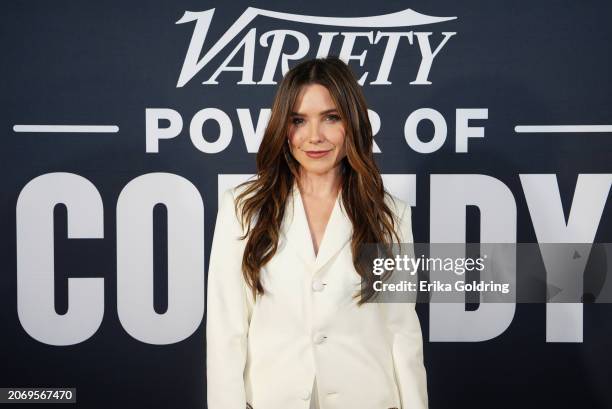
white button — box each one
[314,334,327,344]
[300,390,311,400]
[312,280,325,292]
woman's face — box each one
[287,83,347,176]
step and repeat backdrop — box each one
[1,1,611,408]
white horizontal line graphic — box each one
[515,125,612,133]
[13,125,119,133]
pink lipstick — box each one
[305,149,331,158]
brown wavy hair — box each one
[234,56,401,305]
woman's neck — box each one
[296,167,342,198]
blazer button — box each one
[300,390,311,400]
[312,280,325,292]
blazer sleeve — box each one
[206,188,253,409]
[381,202,429,409]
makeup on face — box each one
[304,148,333,159]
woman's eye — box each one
[291,115,339,125]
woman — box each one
[206,56,428,409]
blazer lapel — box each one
[280,182,353,274]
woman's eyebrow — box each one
[290,108,338,116]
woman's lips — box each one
[305,149,332,158]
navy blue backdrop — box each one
[1,1,611,408]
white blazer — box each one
[206,181,428,409]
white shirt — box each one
[206,181,428,409]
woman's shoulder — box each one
[383,190,409,220]
[219,178,257,209]
[383,190,414,243]
[220,183,250,204]
[218,180,259,235]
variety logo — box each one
[176,7,457,87]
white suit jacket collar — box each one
[280,181,353,274]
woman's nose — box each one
[307,122,325,142]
